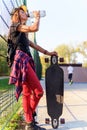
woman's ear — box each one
[11,11,19,23]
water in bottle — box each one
[29,10,46,18]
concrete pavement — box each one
[0,76,9,79]
[37,79,87,130]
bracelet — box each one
[44,50,47,54]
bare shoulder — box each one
[17,24,30,32]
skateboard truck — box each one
[45,55,64,64]
[52,118,59,129]
[45,118,58,128]
[52,118,65,128]
[51,55,58,65]
[45,118,65,128]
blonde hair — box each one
[11,10,21,23]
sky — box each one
[1,0,87,52]
[27,0,87,51]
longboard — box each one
[45,55,64,129]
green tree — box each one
[40,55,50,77]
[75,41,87,66]
[76,41,87,57]
[54,44,75,63]
[0,37,9,75]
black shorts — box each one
[68,73,72,79]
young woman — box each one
[8,5,57,130]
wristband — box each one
[44,50,47,54]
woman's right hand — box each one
[33,11,40,18]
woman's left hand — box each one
[50,51,58,56]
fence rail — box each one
[0,87,21,130]
[0,88,16,116]
[0,89,16,116]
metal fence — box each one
[0,87,21,130]
[0,88,15,116]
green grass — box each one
[0,78,22,130]
[0,78,14,90]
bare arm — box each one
[18,11,40,32]
[18,18,40,32]
[29,40,58,56]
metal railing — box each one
[0,87,21,130]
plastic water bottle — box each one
[29,10,46,18]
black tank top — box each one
[9,23,31,57]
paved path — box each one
[0,76,9,79]
[37,79,87,130]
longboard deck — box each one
[45,64,64,119]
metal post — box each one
[23,0,27,6]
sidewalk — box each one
[37,79,87,130]
[0,76,9,79]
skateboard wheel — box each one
[51,118,59,129]
[60,118,65,124]
[45,118,50,124]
